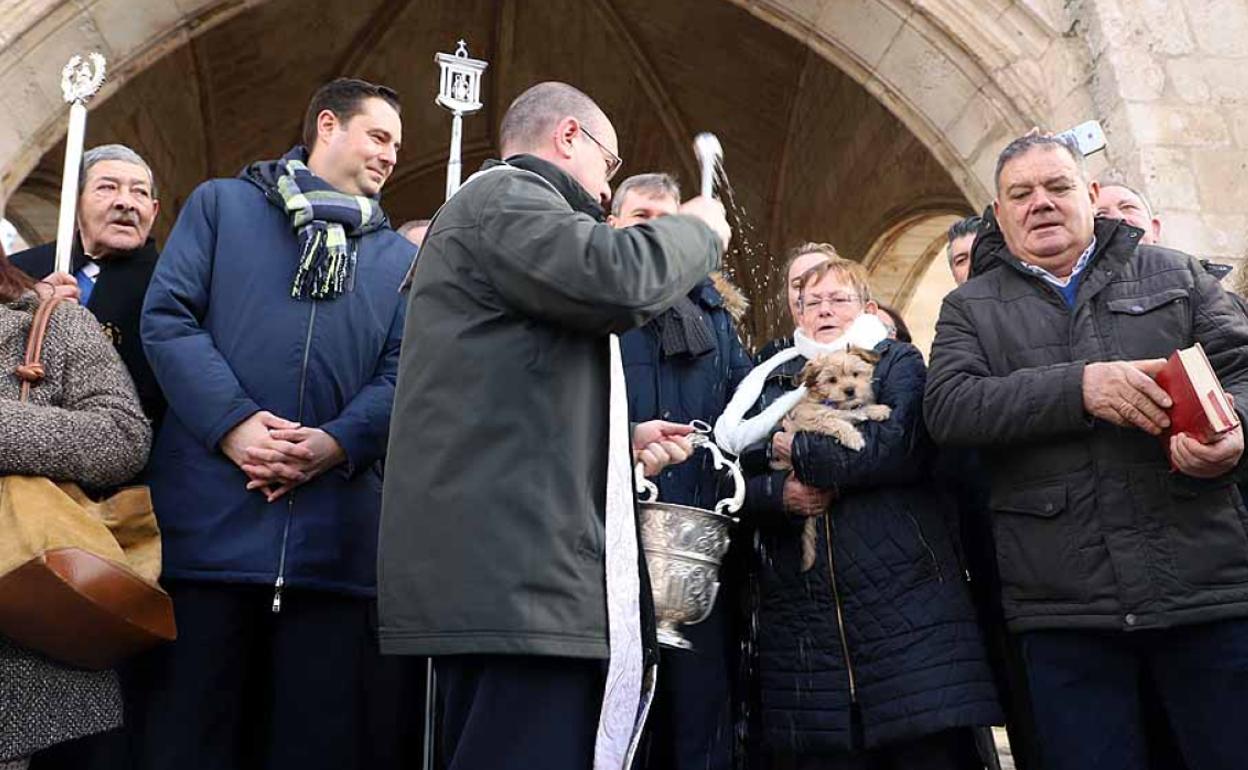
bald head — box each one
[498,81,620,207]
[1095,182,1162,245]
[499,82,608,155]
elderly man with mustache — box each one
[11,143,166,429]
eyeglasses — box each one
[579,125,623,182]
[800,293,862,312]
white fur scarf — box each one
[713,314,890,455]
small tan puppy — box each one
[777,348,891,572]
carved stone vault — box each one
[3,0,1244,349]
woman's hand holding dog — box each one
[784,475,835,517]
[771,431,793,469]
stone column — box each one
[1070,0,1248,266]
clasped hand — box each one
[220,411,346,502]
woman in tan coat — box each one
[0,252,151,768]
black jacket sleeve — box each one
[924,292,1091,447]
[741,470,804,532]
[1188,256,1248,482]
[474,172,721,335]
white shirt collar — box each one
[1020,236,1097,288]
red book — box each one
[1155,343,1239,467]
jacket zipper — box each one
[822,514,857,702]
[273,301,318,613]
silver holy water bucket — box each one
[634,424,745,650]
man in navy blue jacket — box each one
[613,172,753,770]
[136,78,415,770]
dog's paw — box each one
[863,404,892,421]
[840,430,866,451]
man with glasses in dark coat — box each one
[380,82,731,770]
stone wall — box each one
[1070,0,1248,265]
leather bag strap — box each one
[16,296,67,403]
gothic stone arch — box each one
[0,0,1085,211]
[724,0,1086,208]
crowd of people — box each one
[2,72,1248,770]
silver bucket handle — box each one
[633,420,745,517]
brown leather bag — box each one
[0,297,176,670]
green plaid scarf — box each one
[242,147,388,300]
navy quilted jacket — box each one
[739,339,1001,753]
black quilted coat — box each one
[738,339,1001,754]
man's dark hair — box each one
[994,133,1084,193]
[947,215,982,245]
[302,78,401,149]
[875,303,912,344]
[499,82,605,156]
[611,173,681,216]
[946,215,982,264]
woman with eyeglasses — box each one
[715,243,1000,769]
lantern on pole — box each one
[54,52,107,274]
[424,48,488,770]
[434,40,488,200]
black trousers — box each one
[638,594,735,770]
[1021,619,1248,770]
[435,654,605,770]
[769,727,983,770]
[121,580,418,770]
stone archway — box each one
[863,208,968,355]
[0,0,1092,345]
[0,0,1069,208]
[864,208,965,309]
[0,0,257,203]
[720,0,1080,207]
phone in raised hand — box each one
[1056,120,1107,157]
